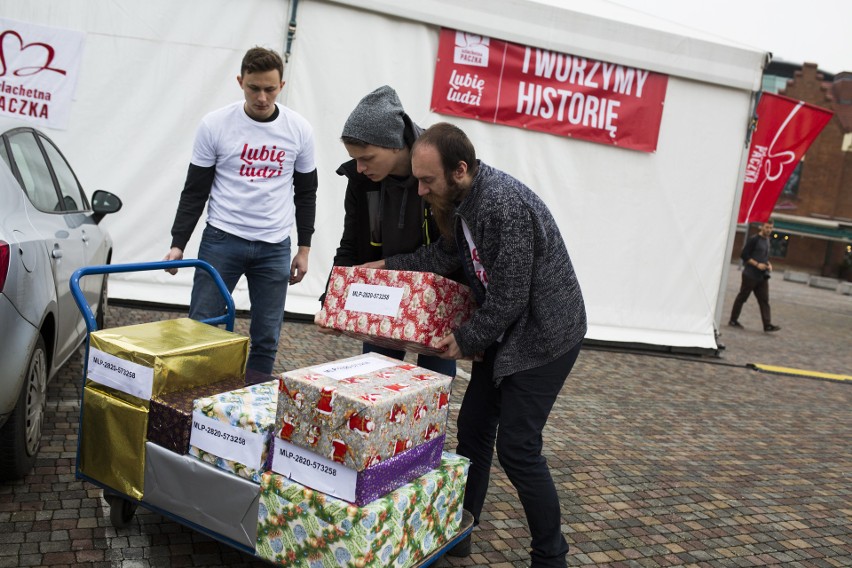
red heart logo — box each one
[0,30,67,78]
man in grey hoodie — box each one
[320,86,457,377]
[367,122,587,567]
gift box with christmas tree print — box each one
[255,452,469,567]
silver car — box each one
[0,123,122,480]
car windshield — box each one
[6,130,59,211]
[0,141,11,172]
[1,128,88,212]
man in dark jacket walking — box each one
[365,122,587,568]
[729,220,781,332]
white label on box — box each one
[344,283,404,316]
[271,438,358,502]
[87,347,155,399]
[189,411,266,469]
[314,356,397,381]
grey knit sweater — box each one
[385,161,587,383]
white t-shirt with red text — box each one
[462,219,488,287]
[191,101,316,243]
[462,218,503,341]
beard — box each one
[426,177,468,240]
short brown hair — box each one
[241,47,284,79]
[413,122,478,178]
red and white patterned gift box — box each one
[276,353,453,472]
[316,267,476,356]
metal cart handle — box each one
[70,260,236,333]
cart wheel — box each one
[105,494,137,528]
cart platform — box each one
[70,260,474,568]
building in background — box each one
[733,61,852,280]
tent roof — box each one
[324,0,769,91]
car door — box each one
[4,130,88,362]
[36,132,107,307]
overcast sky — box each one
[610,0,850,75]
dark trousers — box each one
[457,341,582,568]
[730,274,772,327]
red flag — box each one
[738,93,833,224]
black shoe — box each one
[764,324,781,332]
[446,534,471,557]
[728,320,743,328]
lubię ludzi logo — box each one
[447,32,490,108]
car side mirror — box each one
[91,190,122,224]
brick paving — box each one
[0,265,849,567]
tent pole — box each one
[284,0,299,63]
[280,0,300,106]
[714,87,763,336]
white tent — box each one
[0,0,768,351]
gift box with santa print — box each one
[268,432,444,507]
[274,354,453,498]
[315,267,476,357]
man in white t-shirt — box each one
[164,47,318,374]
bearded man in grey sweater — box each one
[364,122,587,568]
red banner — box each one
[430,29,669,152]
[738,93,833,224]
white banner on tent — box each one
[0,18,85,129]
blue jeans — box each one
[457,341,582,568]
[189,224,290,374]
[362,342,457,378]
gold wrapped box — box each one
[79,382,149,500]
[80,318,248,499]
[87,318,248,400]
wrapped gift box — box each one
[256,452,469,567]
[144,442,260,550]
[189,380,278,482]
[316,267,475,356]
[277,354,453,472]
[87,317,248,400]
[149,376,248,455]
[268,433,444,506]
[79,319,247,497]
[79,382,149,500]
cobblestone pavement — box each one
[1,266,849,567]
